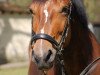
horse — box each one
[28,0,100,75]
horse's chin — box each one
[38,62,53,71]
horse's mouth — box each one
[37,62,53,71]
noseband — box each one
[31,33,59,49]
[31,26,70,50]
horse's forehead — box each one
[30,1,49,12]
[31,0,70,9]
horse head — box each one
[29,0,71,70]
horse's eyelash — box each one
[29,9,35,15]
[60,6,71,15]
[59,6,68,14]
[63,6,69,11]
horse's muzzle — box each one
[37,61,53,70]
[32,50,54,70]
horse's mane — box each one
[63,1,93,74]
[71,0,88,28]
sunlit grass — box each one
[0,67,28,75]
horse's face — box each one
[30,0,71,70]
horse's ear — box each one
[52,0,70,4]
[61,0,70,3]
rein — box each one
[80,57,100,75]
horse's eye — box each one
[29,9,35,15]
[61,7,70,15]
[58,31,63,35]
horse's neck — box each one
[89,33,100,59]
[63,20,100,75]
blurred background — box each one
[0,0,31,75]
[0,0,100,75]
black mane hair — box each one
[71,0,88,28]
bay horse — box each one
[28,0,100,75]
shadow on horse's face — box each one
[30,0,71,70]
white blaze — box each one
[44,9,49,23]
[40,28,44,33]
[40,39,43,57]
[39,3,50,57]
[40,28,44,56]
[40,6,49,33]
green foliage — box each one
[0,67,28,75]
[84,0,100,22]
[84,0,95,21]
[9,0,32,7]
[93,0,100,22]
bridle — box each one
[30,1,72,75]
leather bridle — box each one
[31,0,72,54]
[30,1,72,75]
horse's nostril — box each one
[34,56,40,64]
[45,50,52,62]
[32,51,40,64]
[32,51,34,55]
